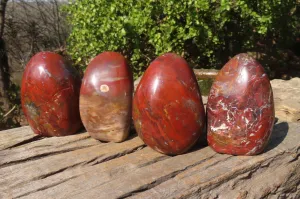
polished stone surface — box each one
[21,52,82,136]
[133,53,205,155]
[207,53,275,155]
[80,52,133,142]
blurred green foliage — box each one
[63,0,299,79]
[198,79,214,96]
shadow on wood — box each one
[264,121,289,153]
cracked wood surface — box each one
[271,78,300,122]
[0,120,299,199]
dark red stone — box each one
[80,52,133,142]
[133,53,205,155]
[21,52,82,137]
[207,53,275,155]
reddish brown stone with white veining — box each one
[207,53,275,155]
[80,52,133,142]
[21,52,82,136]
[133,53,205,155]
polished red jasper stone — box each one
[21,52,82,137]
[207,53,275,155]
[80,52,133,142]
[133,53,205,155]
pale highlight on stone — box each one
[100,84,110,92]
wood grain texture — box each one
[271,78,300,122]
[193,69,219,79]
[0,119,299,199]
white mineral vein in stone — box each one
[211,123,229,132]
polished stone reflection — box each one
[21,52,82,136]
[133,53,205,155]
[80,52,133,142]
[207,53,275,155]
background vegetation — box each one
[0,0,299,130]
[64,0,300,79]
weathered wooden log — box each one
[0,121,299,198]
[193,69,219,79]
[271,78,300,122]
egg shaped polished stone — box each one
[207,53,275,155]
[21,52,82,137]
[80,52,133,142]
[133,53,205,155]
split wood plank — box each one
[0,120,298,199]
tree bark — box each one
[0,0,8,36]
[0,0,10,111]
